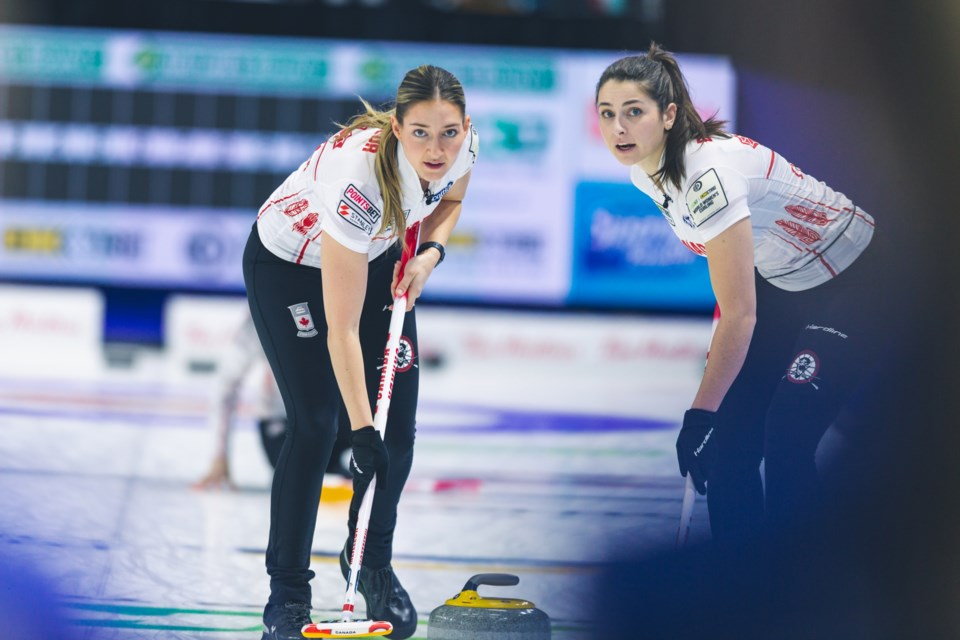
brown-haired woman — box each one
[596,44,886,552]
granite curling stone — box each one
[428,573,550,640]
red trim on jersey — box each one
[789,195,875,227]
[313,141,329,181]
[772,234,839,277]
[818,254,838,277]
[792,195,846,212]
[294,230,323,263]
[258,189,305,219]
[765,150,776,179]
[787,195,876,229]
[295,239,312,264]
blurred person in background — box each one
[244,64,478,640]
[192,314,352,491]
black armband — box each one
[416,241,445,266]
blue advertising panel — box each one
[569,182,715,311]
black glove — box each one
[676,409,718,496]
[349,426,389,498]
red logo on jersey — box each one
[283,199,309,217]
[362,131,382,154]
[736,135,759,148]
[785,204,832,226]
[292,212,319,235]
[789,163,804,179]
[338,203,351,217]
[331,129,354,149]
[681,239,707,256]
[776,219,820,245]
[696,136,714,144]
[345,185,375,214]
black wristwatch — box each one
[416,241,445,266]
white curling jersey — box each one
[256,125,479,266]
[630,135,875,291]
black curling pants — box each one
[243,226,419,607]
[707,237,887,548]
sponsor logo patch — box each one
[343,184,382,223]
[425,181,453,205]
[785,349,820,388]
[685,169,728,227]
[288,302,318,338]
[396,336,416,373]
[337,201,373,234]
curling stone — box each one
[428,573,550,640]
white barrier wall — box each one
[0,284,104,377]
[161,294,712,418]
[416,306,712,417]
[163,294,250,373]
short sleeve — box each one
[320,183,381,254]
[684,166,751,243]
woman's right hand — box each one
[390,252,438,311]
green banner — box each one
[134,37,330,92]
[357,51,557,94]
[0,31,107,81]
[471,113,550,159]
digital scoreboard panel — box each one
[0,26,734,311]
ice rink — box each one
[0,294,713,639]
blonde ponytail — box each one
[336,100,407,238]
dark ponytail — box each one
[596,42,728,191]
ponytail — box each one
[337,102,406,238]
[597,42,728,191]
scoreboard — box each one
[0,26,734,311]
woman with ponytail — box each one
[244,65,478,640]
[596,44,887,551]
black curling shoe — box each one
[339,545,417,639]
[261,601,312,640]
